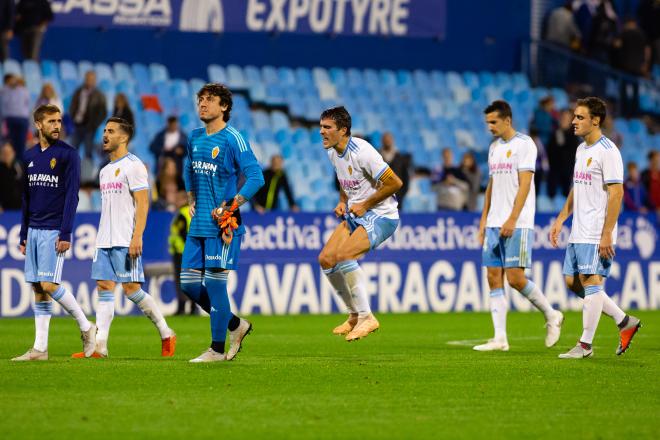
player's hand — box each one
[55,239,70,254]
[334,202,346,218]
[129,236,143,258]
[599,234,615,259]
[549,221,562,248]
[189,200,196,217]
[19,244,26,256]
[348,202,368,217]
[499,217,516,238]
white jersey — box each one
[486,133,537,229]
[96,153,149,248]
[327,137,399,219]
[569,136,623,244]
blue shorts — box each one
[91,247,144,283]
[562,243,613,278]
[345,211,399,250]
[182,235,242,270]
[24,228,64,283]
[482,227,533,268]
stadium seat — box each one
[78,60,94,79]
[208,64,227,84]
[149,63,169,83]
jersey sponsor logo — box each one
[115,168,121,177]
[206,255,224,260]
[338,178,360,191]
[489,162,514,174]
[100,182,124,191]
[50,158,57,169]
[179,0,223,32]
[573,170,593,185]
[211,146,220,159]
[28,173,59,187]
[192,160,218,174]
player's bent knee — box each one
[121,282,141,295]
[318,252,335,270]
[41,282,59,294]
[97,280,115,292]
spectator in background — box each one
[155,156,185,197]
[642,150,660,213]
[624,162,650,213]
[613,17,651,76]
[432,148,469,211]
[34,82,63,111]
[460,151,481,211]
[152,180,179,212]
[13,0,53,61]
[112,93,135,127]
[253,154,299,212]
[637,0,660,65]
[149,116,187,174]
[0,74,31,159]
[546,109,580,198]
[530,96,558,148]
[587,0,619,63]
[77,181,101,212]
[379,132,410,210]
[168,191,195,315]
[530,128,549,196]
[0,141,23,211]
[545,1,581,49]
[69,70,107,159]
[0,0,14,61]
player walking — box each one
[181,84,265,363]
[550,97,641,359]
[72,117,176,358]
[475,100,563,352]
[12,104,96,361]
[318,106,403,341]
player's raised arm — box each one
[58,149,81,251]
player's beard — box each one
[42,130,59,145]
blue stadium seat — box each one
[78,60,94,79]
[243,65,261,86]
[41,60,59,81]
[226,65,247,89]
[262,65,278,84]
[149,63,169,83]
[113,62,132,82]
[60,60,78,81]
[208,64,227,83]
[3,59,21,76]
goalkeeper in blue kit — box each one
[181,84,264,363]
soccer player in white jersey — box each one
[318,107,403,341]
[475,100,564,352]
[550,97,641,359]
[73,117,176,358]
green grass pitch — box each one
[0,311,658,439]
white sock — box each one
[490,289,508,341]
[51,286,91,331]
[580,286,606,344]
[96,290,115,350]
[601,293,626,325]
[519,280,556,321]
[339,261,371,317]
[323,266,357,313]
[33,301,52,352]
[127,289,170,339]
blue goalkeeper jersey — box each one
[184,124,264,238]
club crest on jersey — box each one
[348,165,353,175]
[587,157,592,167]
[212,146,220,159]
[506,150,512,158]
[50,158,56,169]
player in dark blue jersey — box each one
[12,104,96,361]
[182,84,265,363]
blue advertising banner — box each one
[0,211,658,318]
[49,0,447,38]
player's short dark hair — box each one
[576,97,607,126]
[106,116,134,140]
[33,104,61,123]
[483,100,513,120]
[197,83,233,122]
[320,106,352,136]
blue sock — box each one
[180,269,211,313]
[205,270,231,352]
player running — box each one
[550,97,641,359]
[72,117,176,358]
[181,83,264,363]
[12,104,96,361]
[318,106,403,342]
[475,100,563,352]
